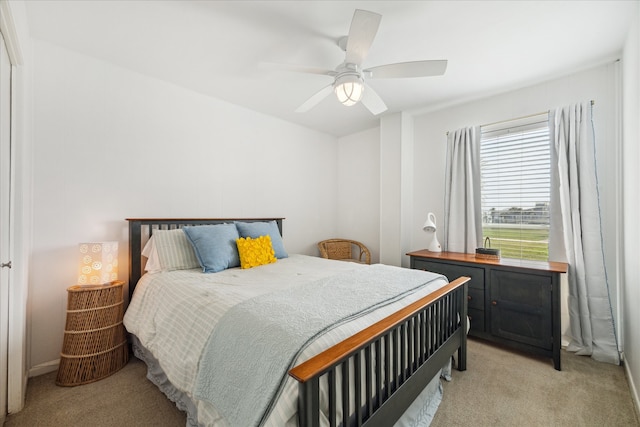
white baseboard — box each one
[7,370,28,414]
[28,359,59,378]
[624,356,640,421]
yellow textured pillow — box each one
[236,235,277,269]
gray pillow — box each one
[234,221,288,259]
[183,224,241,273]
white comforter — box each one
[124,254,449,426]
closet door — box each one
[0,31,11,424]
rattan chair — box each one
[317,239,371,264]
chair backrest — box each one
[318,239,371,264]
[323,240,352,260]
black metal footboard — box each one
[289,276,470,427]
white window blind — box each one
[480,113,550,261]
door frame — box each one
[0,0,27,416]
[0,29,10,425]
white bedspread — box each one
[124,254,450,426]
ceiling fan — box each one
[275,9,448,115]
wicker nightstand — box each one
[56,280,129,386]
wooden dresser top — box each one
[407,250,568,274]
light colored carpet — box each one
[4,356,185,427]
[5,338,639,426]
[433,339,639,427]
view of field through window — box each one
[480,115,550,261]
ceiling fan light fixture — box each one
[334,74,364,106]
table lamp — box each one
[422,213,442,252]
[77,241,118,286]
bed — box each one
[124,218,469,427]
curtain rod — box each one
[480,110,549,129]
[445,100,594,136]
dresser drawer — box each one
[467,287,484,310]
[412,259,485,290]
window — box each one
[480,113,550,261]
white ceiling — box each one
[24,1,637,137]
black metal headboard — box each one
[126,218,284,300]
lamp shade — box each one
[422,212,437,232]
[334,74,364,106]
[422,213,442,252]
[78,242,118,286]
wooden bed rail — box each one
[289,276,470,427]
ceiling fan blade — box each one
[344,9,382,66]
[295,84,334,113]
[365,60,448,79]
[360,83,387,116]
[259,62,336,77]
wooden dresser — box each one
[407,250,567,370]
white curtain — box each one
[443,127,482,253]
[549,102,620,364]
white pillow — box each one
[141,236,162,273]
[143,229,200,272]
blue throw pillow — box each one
[183,224,241,273]
[234,221,288,259]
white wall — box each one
[622,5,640,414]
[336,127,380,262]
[378,113,420,267]
[28,40,340,371]
[378,114,403,266]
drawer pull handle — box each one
[491,300,497,306]
[467,295,472,300]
